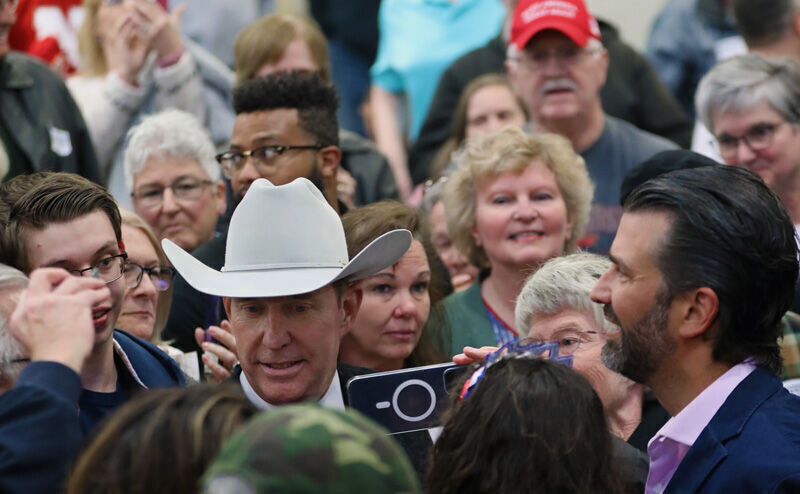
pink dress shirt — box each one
[644,361,757,494]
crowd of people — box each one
[3,0,800,492]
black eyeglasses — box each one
[714,122,785,160]
[215,145,323,178]
[67,253,127,285]
[123,262,175,291]
[131,178,213,209]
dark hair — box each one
[342,201,448,367]
[232,71,339,148]
[427,358,620,494]
[733,0,795,47]
[0,172,54,227]
[67,384,257,494]
[624,165,798,375]
[1,173,122,273]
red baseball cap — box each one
[510,0,602,50]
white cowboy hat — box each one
[162,178,412,298]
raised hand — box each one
[194,320,238,383]
[130,0,185,59]
[11,268,111,374]
[451,345,498,366]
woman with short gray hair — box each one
[455,253,669,452]
[696,53,800,224]
[124,110,226,253]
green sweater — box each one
[440,280,497,357]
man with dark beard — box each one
[162,72,343,353]
[591,158,800,493]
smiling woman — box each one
[440,127,593,356]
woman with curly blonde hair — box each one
[440,127,593,355]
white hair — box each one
[0,265,29,387]
[515,253,617,337]
[123,109,221,192]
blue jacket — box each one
[0,331,185,493]
[0,362,82,493]
[113,329,186,389]
[665,367,800,493]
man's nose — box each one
[260,314,292,350]
[590,269,612,305]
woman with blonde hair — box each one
[440,126,593,355]
[69,0,206,205]
[117,208,174,343]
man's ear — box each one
[339,284,363,338]
[318,145,342,179]
[676,287,719,340]
[318,145,342,213]
[595,47,610,89]
[222,297,232,320]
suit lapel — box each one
[665,367,781,493]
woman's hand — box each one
[451,345,498,366]
[131,0,185,60]
[105,12,151,84]
[336,168,358,211]
[195,320,238,383]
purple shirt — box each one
[645,361,757,494]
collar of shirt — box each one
[644,361,756,493]
[240,370,345,412]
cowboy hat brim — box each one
[163,229,412,298]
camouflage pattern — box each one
[780,311,800,380]
[201,404,421,494]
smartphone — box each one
[347,362,462,434]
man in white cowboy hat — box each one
[163,177,411,408]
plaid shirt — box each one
[780,311,800,380]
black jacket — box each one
[408,20,692,184]
[0,52,101,183]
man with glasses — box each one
[0,172,185,434]
[506,0,676,255]
[162,71,343,353]
[0,0,101,183]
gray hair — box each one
[515,253,617,337]
[123,109,221,192]
[696,53,800,131]
[0,264,29,387]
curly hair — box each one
[441,127,593,268]
[233,71,339,148]
[427,358,621,494]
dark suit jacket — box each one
[665,367,800,493]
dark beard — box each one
[601,300,674,384]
